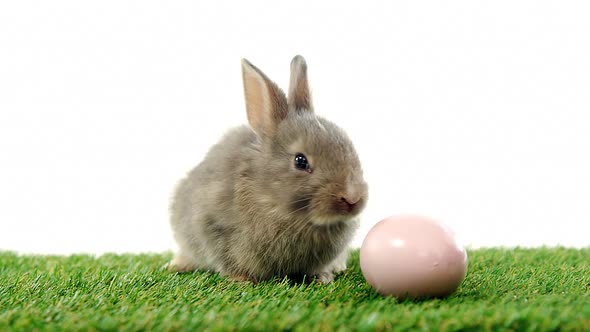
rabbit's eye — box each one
[294,153,311,172]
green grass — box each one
[1,248,589,331]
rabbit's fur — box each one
[169,56,368,283]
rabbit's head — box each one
[241,56,368,226]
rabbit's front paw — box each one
[313,271,335,284]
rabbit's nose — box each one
[341,194,360,206]
[340,194,361,213]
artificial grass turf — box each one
[0,248,589,331]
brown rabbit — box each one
[168,56,368,283]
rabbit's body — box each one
[169,56,367,283]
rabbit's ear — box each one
[241,59,288,138]
[288,55,313,113]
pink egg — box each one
[360,215,468,299]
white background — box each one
[1,1,589,255]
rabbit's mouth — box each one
[309,198,366,226]
[334,196,366,216]
[288,185,367,225]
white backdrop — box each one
[1,1,589,254]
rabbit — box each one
[168,55,368,283]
